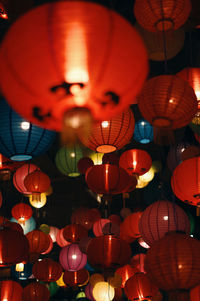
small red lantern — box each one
[115,264,135,288]
[22,282,50,301]
[13,163,39,194]
[134,0,191,32]
[11,203,33,224]
[0,280,23,301]
[87,235,132,269]
[71,207,94,230]
[62,224,88,243]
[77,157,94,175]
[59,243,87,271]
[79,108,135,153]
[93,218,110,237]
[56,228,70,247]
[24,170,51,195]
[63,268,89,287]
[85,164,131,195]
[26,230,50,255]
[33,258,62,282]
[124,272,158,301]
[119,149,152,177]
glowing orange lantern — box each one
[26,230,50,255]
[24,170,51,195]
[11,203,32,224]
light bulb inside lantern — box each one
[163,216,169,221]
[72,254,77,260]
[16,262,24,272]
[70,152,76,158]
[21,121,30,130]
[101,121,109,128]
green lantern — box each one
[76,291,86,299]
[55,145,83,177]
[46,282,59,297]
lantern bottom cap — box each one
[96,145,116,153]
[152,117,171,128]
[10,154,32,161]
[140,138,151,144]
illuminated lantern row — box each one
[0,99,56,161]
[59,243,87,271]
[134,0,191,32]
[11,202,32,224]
[13,163,39,194]
[0,1,148,134]
[139,200,190,246]
[0,280,23,301]
[32,258,62,282]
[22,282,50,301]
[79,108,135,153]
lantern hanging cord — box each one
[160,0,168,73]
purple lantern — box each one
[59,243,87,271]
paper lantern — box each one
[93,282,115,301]
[76,292,86,299]
[145,232,200,292]
[49,226,59,243]
[89,273,104,288]
[24,170,51,195]
[119,149,152,176]
[0,154,23,181]
[56,228,70,248]
[26,230,50,255]
[0,280,23,301]
[2,221,23,233]
[0,1,148,132]
[88,151,103,165]
[190,284,200,301]
[115,264,135,288]
[124,272,158,301]
[10,216,36,235]
[0,99,56,161]
[85,283,95,301]
[63,224,88,243]
[46,281,59,297]
[11,202,32,224]
[77,157,94,175]
[108,273,122,288]
[56,272,66,287]
[139,166,155,183]
[120,212,142,242]
[167,140,190,171]
[22,282,50,301]
[71,207,94,230]
[33,258,62,282]
[59,243,87,271]
[85,164,131,195]
[79,237,92,254]
[93,218,110,237]
[55,145,83,177]
[41,234,53,255]
[79,108,135,153]
[0,2,7,19]
[139,200,190,246]
[13,163,39,194]
[63,269,89,287]
[171,157,200,207]
[87,235,131,269]
[29,192,47,208]
[181,145,200,161]
[134,0,191,32]
[133,119,153,144]
[177,67,200,101]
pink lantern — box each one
[13,163,39,194]
[59,243,87,271]
[139,200,190,246]
[56,228,70,247]
[49,226,59,243]
[93,218,110,237]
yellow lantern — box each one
[29,192,47,208]
[89,151,103,165]
[139,166,154,183]
[56,272,66,287]
[93,282,115,301]
[16,262,24,272]
[39,224,50,234]
[89,273,104,288]
[136,177,149,189]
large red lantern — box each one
[63,268,89,287]
[134,0,191,32]
[79,108,135,153]
[59,243,87,271]
[0,227,29,266]
[0,280,23,301]
[177,67,200,101]
[62,224,88,243]
[26,230,50,255]
[13,163,39,194]
[24,170,51,195]
[22,282,50,301]
[0,1,148,133]
[124,272,158,301]
[145,232,200,296]
[87,235,131,269]
[85,164,131,195]
[32,258,62,282]
[139,200,190,246]
[11,202,33,224]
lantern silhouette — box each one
[167,140,190,171]
[139,200,190,246]
[79,108,135,153]
[63,224,88,243]
[11,202,32,224]
[133,119,153,144]
[71,207,94,230]
[145,232,200,298]
[0,1,148,133]
[22,282,50,301]
[85,164,131,195]
[10,216,36,235]
[77,157,94,175]
[63,268,89,287]
[0,280,23,301]
[115,264,135,288]
[59,243,87,271]
[124,272,158,301]
[13,163,39,194]
[32,258,62,282]
[87,235,131,269]
[0,99,56,161]
[55,145,83,177]
[24,170,51,195]
[0,227,29,266]
[26,229,50,255]
[134,0,191,32]
[93,282,115,301]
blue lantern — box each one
[133,119,153,144]
[0,99,56,161]
[10,216,36,234]
[11,262,33,280]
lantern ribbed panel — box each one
[11,203,32,221]
[177,67,200,101]
[133,119,153,144]
[139,200,190,246]
[62,224,88,243]
[145,232,200,291]
[85,164,131,195]
[55,145,83,177]
[22,282,50,301]
[124,272,158,301]
[0,99,56,161]
[63,269,89,287]
[119,149,152,176]
[0,2,148,131]
[24,170,51,194]
[115,264,135,288]
[171,157,200,206]
[87,235,132,269]
[0,228,29,266]
[79,108,135,153]
[59,243,87,271]
[32,258,62,282]
[138,75,198,129]
[0,280,23,301]
[134,0,191,32]
[167,141,190,171]
[26,230,50,254]
[13,163,39,194]
[190,284,200,301]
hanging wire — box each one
[159,0,169,73]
